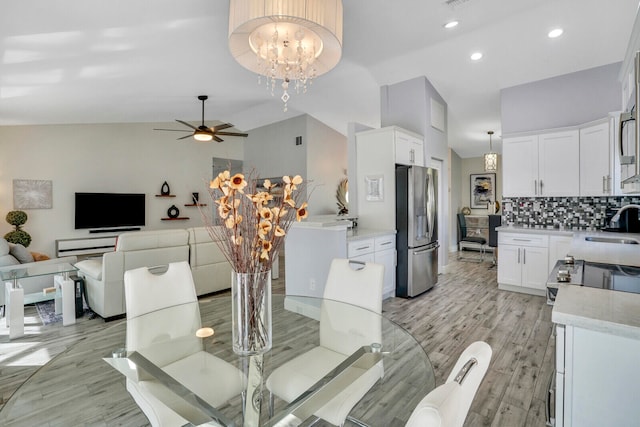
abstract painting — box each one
[13,179,53,209]
[470,173,495,209]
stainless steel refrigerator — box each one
[395,165,438,297]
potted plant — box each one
[5,210,32,247]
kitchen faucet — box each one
[610,204,640,229]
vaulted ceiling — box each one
[0,0,637,157]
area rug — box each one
[35,300,63,325]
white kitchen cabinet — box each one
[502,135,539,197]
[555,324,640,426]
[348,233,396,299]
[538,130,580,196]
[394,130,424,167]
[374,234,396,298]
[497,232,549,295]
[548,235,573,272]
[579,121,611,196]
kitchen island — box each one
[552,282,640,426]
[284,216,396,314]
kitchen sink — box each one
[584,236,639,245]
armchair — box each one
[75,229,189,319]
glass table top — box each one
[0,262,78,282]
[0,294,435,427]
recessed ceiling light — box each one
[470,52,483,61]
[444,21,459,29]
[548,28,564,38]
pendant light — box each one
[484,131,498,172]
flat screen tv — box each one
[75,192,145,230]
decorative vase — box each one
[161,181,170,195]
[231,269,272,356]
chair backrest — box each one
[320,258,384,355]
[456,213,468,241]
[488,215,502,248]
[405,341,492,427]
[124,261,202,367]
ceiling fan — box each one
[154,95,248,142]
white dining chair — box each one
[124,261,244,427]
[266,258,385,426]
[405,341,492,427]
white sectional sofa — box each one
[74,227,232,319]
[187,226,232,296]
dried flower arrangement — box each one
[202,170,308,275]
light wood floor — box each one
[0,255,553,426]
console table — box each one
[1,262,78,339]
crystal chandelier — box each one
[484,131,498,172]
[228,0,343,112]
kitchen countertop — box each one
[347,228,396,240]
[496,225,574,236]
[552,284,640,340]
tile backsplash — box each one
[501,196,640,230]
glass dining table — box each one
[0,294,435,427]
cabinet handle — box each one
[603,176,607,193]
[517,248,521,263]
[539,180,543,195]
[356,246,370,251]
[523,248,526,264]
[513,238,532,242]
[608,175,612,193]
[410,149,415,163]
[534,180,538,195]
[379,241,393,246]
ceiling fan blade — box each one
[213,135,224,143]
[212,123,233,131]
[153,128,192,132]
[177,134,193,140]
[216,131,249,137]
[176,119,198,130]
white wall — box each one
[0,122,243,255]
[449,149,462,253]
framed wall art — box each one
[13,179,53,209]
[365,175,384,201]
[470,173,495,209]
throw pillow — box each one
[31,252,51,261]
[0,254,20,267]
[9,243,35,263]
[0,238,9,256]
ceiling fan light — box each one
[193,130,213,142]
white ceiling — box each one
[0,0,638,157]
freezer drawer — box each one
[401,243,438,297]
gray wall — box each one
[244,114,347,216]
[501,62,622,134]
[380,76,450,268]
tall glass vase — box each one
[231,269,272,356]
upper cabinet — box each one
[580,121,611,196]
[503,130,579,197]
[394,129,425,167]
[503,120,617,197]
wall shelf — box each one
[161,217,190,221]
[184,203,207,207]
[155,194,176,198]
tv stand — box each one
[89,227,141,234]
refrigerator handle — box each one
[426,169,436,242]
[413,244,439,255]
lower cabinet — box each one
[555,324,640,426]
[348,234,396,299]
[497,232,549,295]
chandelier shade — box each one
[484,131,498,172]
[228,0,343,111]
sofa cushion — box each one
[75,259,103,280]
[9,243,35,263]
[117,229,189,252]
[0,238,9,256]
[0,254,20,267]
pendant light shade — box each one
[228,0,343,112]
[484,131,498,172]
